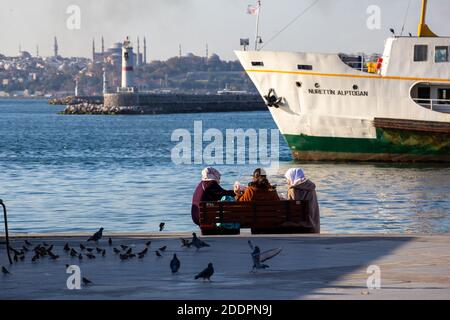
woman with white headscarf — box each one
[285,168,320,233]
[191,167,236,225]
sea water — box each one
[0,99,449,234]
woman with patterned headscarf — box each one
[191,167,236,225]
[285,168,320,233]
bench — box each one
[199,200,315,235]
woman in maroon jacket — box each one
[191,167,235,225]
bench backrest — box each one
[199,200,310,228]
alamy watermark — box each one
[171,121,280,173]
[66,265,81,290]
[366,265,381,290]
[66,5,81,30]
[366,5,382,30]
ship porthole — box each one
[353,85,359,90]
[314,83,320,88]
[296,81,302,88]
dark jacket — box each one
[287,180,320,233]
[191,180,235,225]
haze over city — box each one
[0,0,449,60]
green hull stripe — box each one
[284,128,450,156]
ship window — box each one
[417,87,431,104]
[438,89,449,104]
[297,64,313,70]
[414,45,428,62]
[435,47,449,63]
[251,61,264,67]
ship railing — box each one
[413,98,450,113]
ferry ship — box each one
[236,0,450,162]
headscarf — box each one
[201,167,221,182]
[285,168,307,186]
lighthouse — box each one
[121,37,135,91]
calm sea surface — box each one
[0,99,449,234]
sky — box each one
[0,0,448,61]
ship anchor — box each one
[264,88,283,108]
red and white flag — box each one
[247,4,260,16]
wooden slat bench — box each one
[199,200,315,235]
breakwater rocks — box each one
[61,93,267,115]
[49,96,103,106]
[62,103,146,115]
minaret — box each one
[101,36,105,56]
[137,37,140,66]
[92,38,96,62]
[143,37,147,64]
[54,37,58,57]
[18,44,22,54]
[179,44,182,58]
[36,45,39,57]
[75,78,79,96]
[205,43,209,60]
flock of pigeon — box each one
[1,224,282,287]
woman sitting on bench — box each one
[191,167,236,225]
[285,168,320,233]
[236,170,279,202]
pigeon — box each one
[43,242,49,247]
[22,245,29,252]
[195,263,214,281]
[125,248,133,255]
[49,252,59,260]
[180,238,191,248]
[145,241,151,247]
[78,253,83,260]
[113,248,121,254]
[138,253,146,259]
[64,243,70,252]
[249,244,282,272]
[87,227,104,242]
[102,249,106,257]
[108,238,112,246]
[46,245,54,252]
[65,264,70,269]
[191,233,210,250]
[86,253,96,259]
[170,254,180,273]
[251,246,269,270]
[119,254,129,261]
[128,253,136,258]
[158,246,167,252]
[13,255,18,262]
[389,28,395,36]
[70,248,78,257]
[80,244,86,251]
[2,266,11,275]
[155,251,162,257]
[159,222,165,231]
[120,245,128,250]
[19,255,25,261]
[82,277,92,286]
[32,254,39,262]
[24,240,32,246]
[86,248,94,253]
[138,247,148,256]
[10,247,20,255]
[96,248,103,254]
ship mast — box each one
[418,0,437,37]
[255,0,261,50]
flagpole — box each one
[254,0,261,50]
